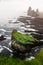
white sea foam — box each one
[3,46,13,53]
[0,29,6,32]
[26,56,35,61]
[9,42,11,47]
[26,28,38,32]
[0,45,3,53]
[7,37,11,39]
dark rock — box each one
[0,35,6,41]
[11,40,31,53]
[31,33,43,40]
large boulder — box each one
[11,29,39,53]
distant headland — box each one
[27,6,43,18]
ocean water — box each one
[0,20,43,58]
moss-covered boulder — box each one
[11,29,39,53]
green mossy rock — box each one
[11,29,38,45]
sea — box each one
[0,18,43,59]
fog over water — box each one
[0,0,43,24]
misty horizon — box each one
[0,0,43,24]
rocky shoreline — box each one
[11,29,43,59]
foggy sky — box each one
[0,0,43,24]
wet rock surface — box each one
[0,35,6,41]
[0,17,43,59]
[11,17,43,59]
[11,30,43,59]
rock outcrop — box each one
[0,35,6,41]
[11,29,40,54]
